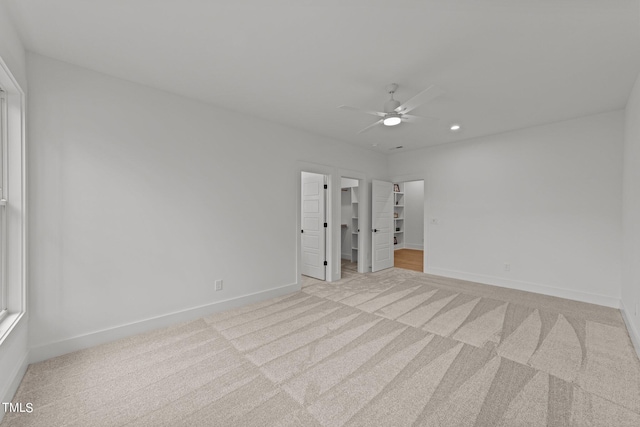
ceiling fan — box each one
[338,83,445,134]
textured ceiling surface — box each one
[5,0,640,152]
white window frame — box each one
[0,54,26,344]
[0,89,6,321]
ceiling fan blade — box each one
[402,114,440,123]
[395,85,445,114]
[357,119,383,134]
[338,105,385,118]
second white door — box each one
[371,180,394,272]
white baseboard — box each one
[425,267,620,308]
[29,282,300,364]
[621,300,640,360]
[0,350,29,424]
[404,243,424,250]
[341,253,351,260]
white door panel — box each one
[301,172,326,280]
[371,180,394,272]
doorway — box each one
[301,171,328,281]
[340,177,359,279]
[393,180,424,272]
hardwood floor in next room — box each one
[394,249,423,273]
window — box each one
[0,55,26,343]
[0,88,6,321]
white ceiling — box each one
[5,0,640,152]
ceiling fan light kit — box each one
[383,114,402,126]
[338,83,445,134]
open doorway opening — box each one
[301,171,329,283]
[340,177,359,279]
[393,180,424,272]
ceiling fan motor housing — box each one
[384,99,401,113]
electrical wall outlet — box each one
[504,263,510,272]
[215,279,223,291]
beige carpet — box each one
[3,268,640,426]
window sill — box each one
[0,311,24,347]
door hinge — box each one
[324,184,328,189]
[324,222,327,228]
[324,261,328,266]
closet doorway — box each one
[393,180,424,272]
[340,177,360,279]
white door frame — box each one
[390,173,427,272]
[297,162,334,283]
[337,169,368,279]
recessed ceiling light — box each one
[450,123,461,132]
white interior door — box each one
[301,172,326,280]
[372,180,394,272]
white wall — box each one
[0,0,28,416]
[403,180,424,250]
[0,3,26,89]
[27,53,388,360]
[622,72,640,353]
[389,111,624,307]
